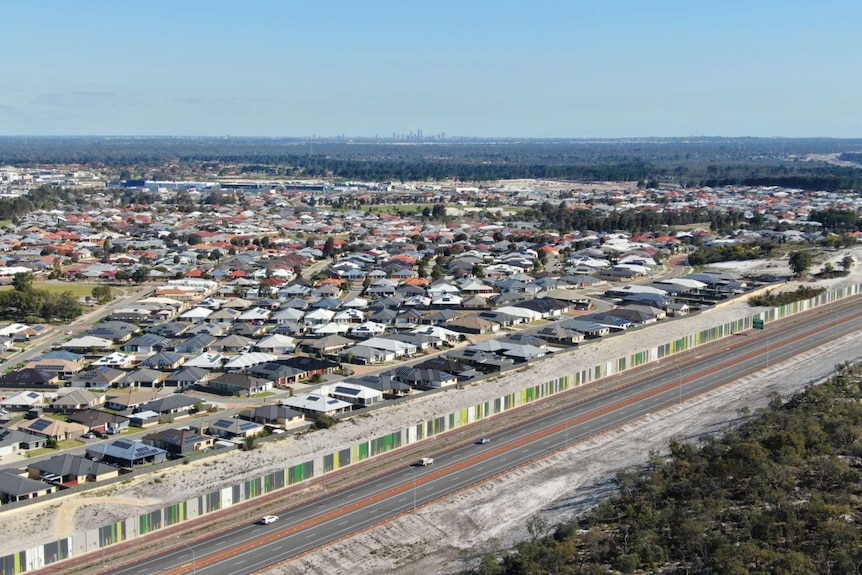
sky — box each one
[1,0,860,138]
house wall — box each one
[2,283,860,575]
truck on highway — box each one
[418,457,434,466]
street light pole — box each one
[411,467,417,514]
[178,537,196,575]
[564,417,568,449]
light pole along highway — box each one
[100,304,861,575]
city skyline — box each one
[1,0,860,139]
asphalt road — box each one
[102,304,862,575]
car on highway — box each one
[477,437,490,445]
[259,515,279,525]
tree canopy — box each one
[467,362,862,575]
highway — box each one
[99,304,861,575]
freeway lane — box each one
[102,305,862,575]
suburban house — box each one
[325,383,383,407]
[27,454,118,486]
[120,367,167,388]
[446,315,499,335]
[0,369,60,389]
[254,333,296,354]
[207,373,273,396]
[60,336,114,352]
[49,389,104,413]
[105,390,169,411]
[86,439,167,468]
[247,362,306,386]
[91,352,136,369]
[0,470,55,505]
[0,428,47,457]
[85,321,139,343]
[535,324,585,345]
[137,352,185,370]
[121,334,172,354]
[162,366,211,390]
[300,334,353,355]
[206,418,263,439]
[342,374,413,398]
[142,428,215,457]
[17,417,89,440]
[66,409,131,435]
[69,366,127,389]
[279,393,352,419]
[0,391,46,411]
[357,337,417,359]
[238,404,306,429]
[338,345,393,365]
[135,395,199,417]
[393,366,459,389]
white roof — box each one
[304,308,335,321]
[223,352,277,370]
[280,393,352,413]
[350,321,387,335]
[334,308,365,321]
[255,334,296,348]
[410,325,459,340]
[0,323,30,336]
[656,278,708,290]
[63,336,114,349]
[614,284,668,295]
[312,322,349,335]
[1,391,44,407]
[237,307,271,321]
[184,353,226,368]
[358,337,416,353]
[325,383,382,400]
[91,352,134,365]
[496,306,543,320]
[180,308,213,319]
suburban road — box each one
[92,303,861,575]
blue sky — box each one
[1,1,859,138]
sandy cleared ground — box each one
[2,247,860,567]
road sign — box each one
[753,318,765,330]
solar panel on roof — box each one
[133,446,161,458]
[238,422,258,431]
[213,419,233,427]
[30,419,52,431]
[113,439,133,449]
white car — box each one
[260,515,279,525]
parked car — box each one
[82,432,94,439]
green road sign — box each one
[753,319,765,330]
